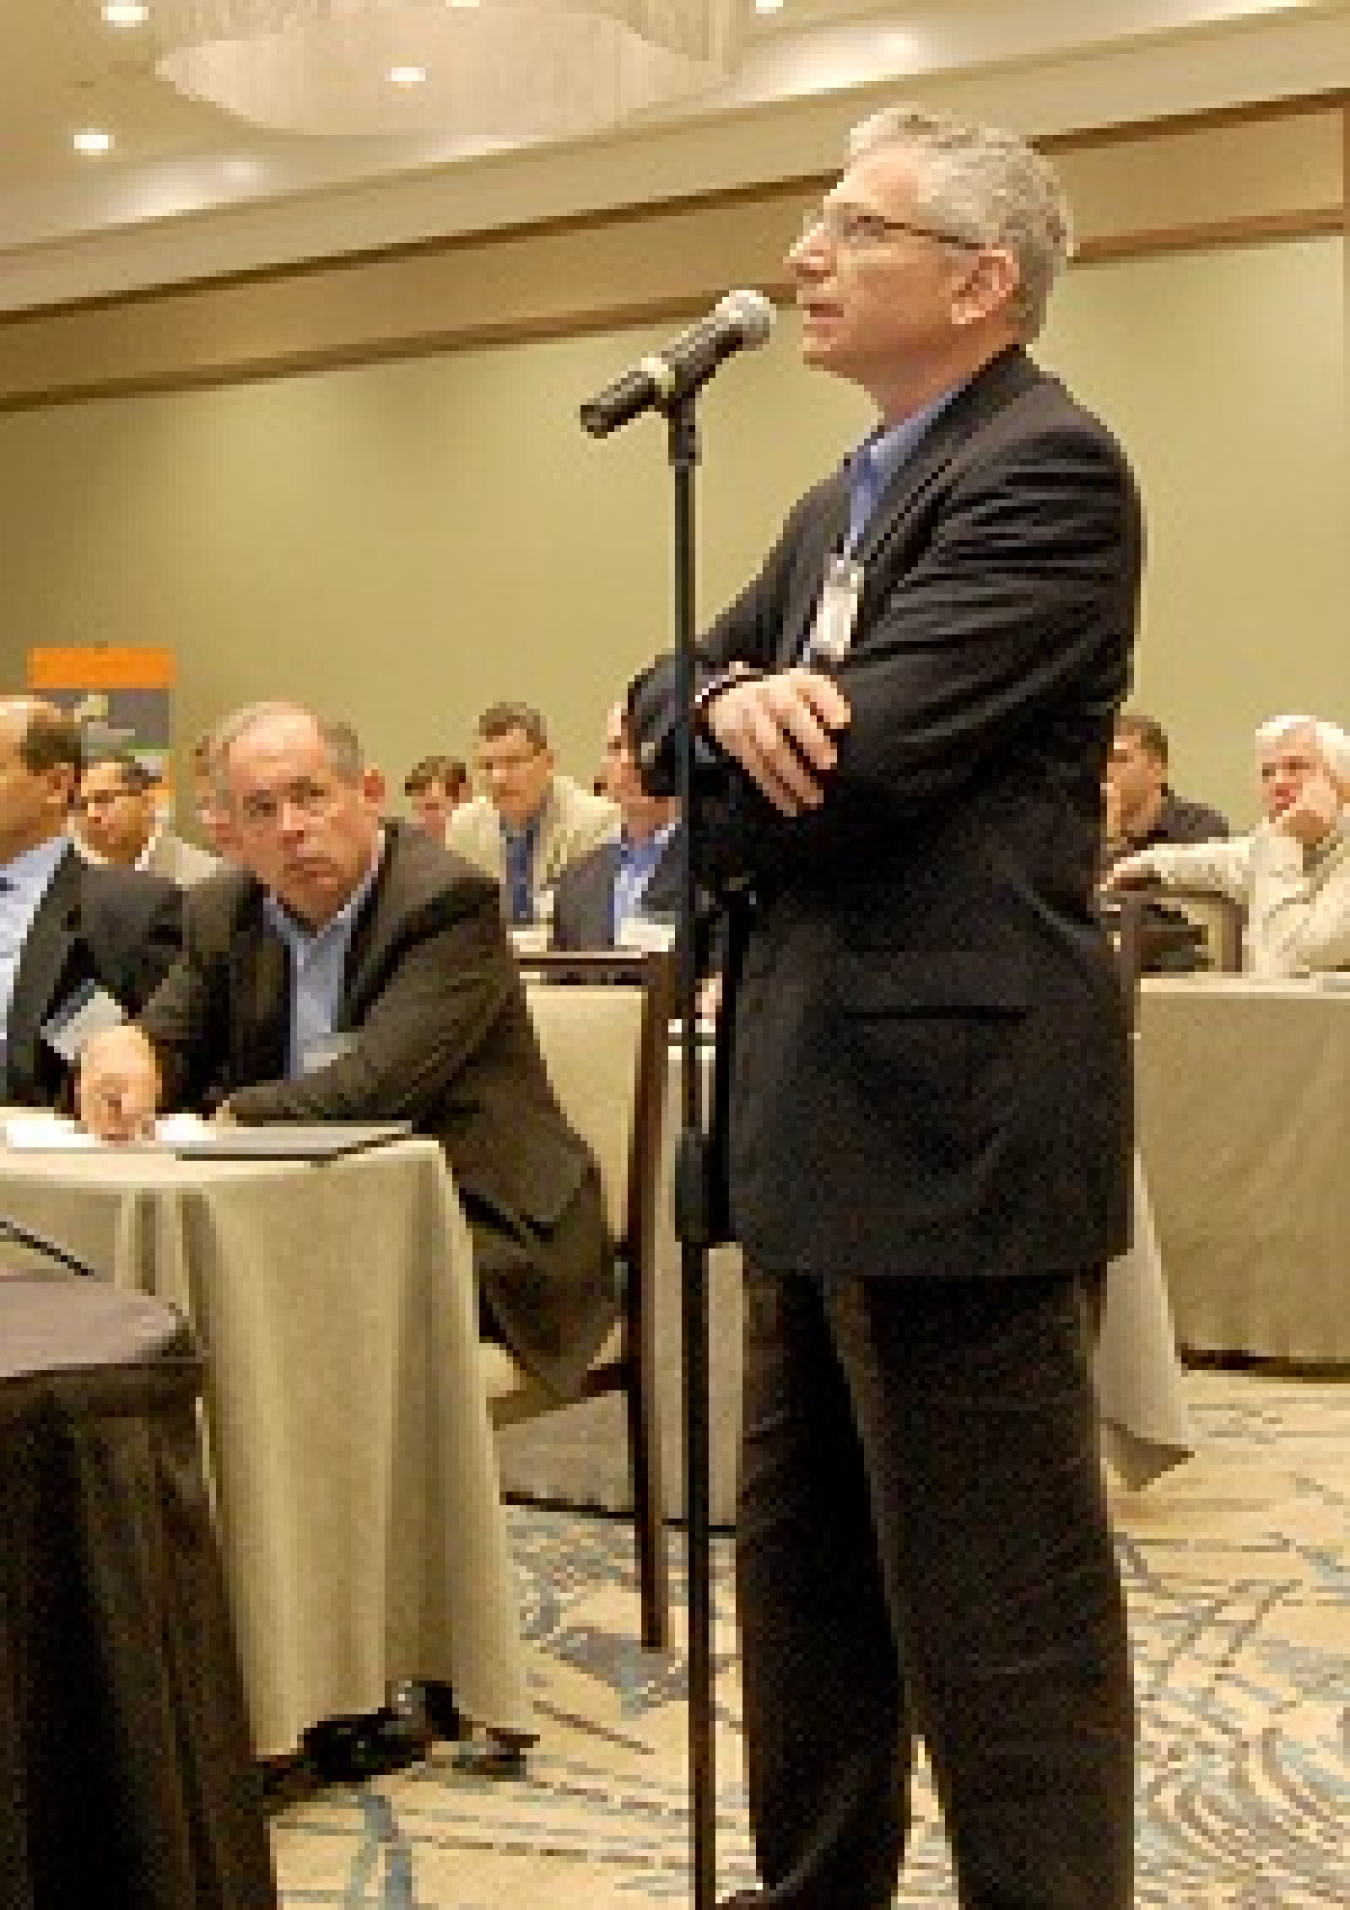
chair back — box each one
[497,947,675,1647]
[1157,885,1245,971]
[520,950,672,1263]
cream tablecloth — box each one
[0,1132,533,1756]
[496,1050,1195,1521]
[1137,975,1350,1361]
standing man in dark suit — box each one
[76,701,615,1403]
[631,106,1141,1908]
[0,697,183,1105]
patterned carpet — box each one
[270,1367,1350,1907]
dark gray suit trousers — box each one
[734,1264,1134,1909]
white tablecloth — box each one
[1137,975,1350,1361]
[0,1132,533,1755]
[496,1052,1195,1520]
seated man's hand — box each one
[1272,771,1341,849]
[77,1026,162,1142]
[1100,850,1158,890]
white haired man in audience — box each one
[1106,712,1350,975]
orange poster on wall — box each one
[27,646,175,787]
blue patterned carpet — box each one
[271,1368,1350,1907]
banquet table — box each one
[495,1046,1196,1521]
[1136,974,1350,1361]
[0,1276,278,1907]
[0,1127,533,1757]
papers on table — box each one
[2,1112,209,1151]
[2,1114,412,1158]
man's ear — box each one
[362,765,386,810]
[951,247,1021,326]
[49,761,78,819]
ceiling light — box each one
[754,1,785,13]
[73,130,115,156]
[102,2,150,24]
[152,1,744,138]
[387,65,428,87]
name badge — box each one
[618,913,677,954]
[301,1032,357,1073]
[805,554,864,663]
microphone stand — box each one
[666,391,718,1910]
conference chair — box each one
[1103,892,1195,1022]
[1154,884,1246,972]
[480,948,675,1649]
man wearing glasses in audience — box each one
[447,700,617,929]
[75,749,219,886]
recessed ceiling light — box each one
[102,2,150,25]
[754,0,786,15]
[73,129,115,156]
[387,66,428,88]
[447,1,481,10]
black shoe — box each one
[451,1724,532,1779]
[257,1749,320,1810]
[416,1678,461,1742]
[301,1707,428,1783]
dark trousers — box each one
[734,1266,1134,1910]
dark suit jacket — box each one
[631,346,1141,1284]
[551,834,679,949]
[6,843,184,1106]
[136,822,615,1399]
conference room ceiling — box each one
[4,1,1350,313]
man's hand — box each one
[77,1026,162,1142]
[703,667,851,817]
[1271,771,1341,849]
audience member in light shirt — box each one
[1105,712,1350,975]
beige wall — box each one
[0,104,1344,827]
[1043,235,1347,828]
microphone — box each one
[580,289,775,438]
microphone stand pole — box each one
[665,390,718,1910]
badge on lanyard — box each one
[805,554,864,664]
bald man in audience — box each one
[76,751,219,886]
[1106,712,1350,974]
[0,698,183,1104]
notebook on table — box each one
[164,1120,414,1160]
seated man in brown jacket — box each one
[77,700,615,1777]
[79,698,614,1394]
